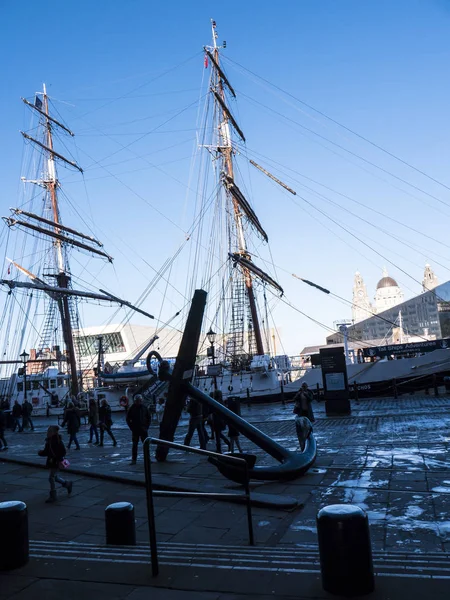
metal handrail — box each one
[143,436,255,577]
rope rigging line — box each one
[234,130,450,233]
[223,55,450,194]
[71,51,203,122]
[81,94,207,171]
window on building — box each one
[57,378,64,388]
[77,332,126,357]
[25,382,31,391]
[17,382,23,392]
[50,380,56,389]
[32,381,40,390]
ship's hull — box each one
[286,348,450,398]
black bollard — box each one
[0,501,29,570]
[105,502,136,545]
[353,381,359,403]
[317,504,374,597]
[433,373,439,397]
[393,378,398,399]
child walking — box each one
[38,425,73,503]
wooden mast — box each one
[211,21,264,357]
[41,84,79,397]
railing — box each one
[143,436,255,577]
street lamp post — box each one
[207,328,218,392]
[20,350,30,401]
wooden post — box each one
[155,289,207,462]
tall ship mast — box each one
[0,85,152,408]
[194,22,288,400]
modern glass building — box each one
[327,281,450,345]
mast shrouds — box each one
[204,21,283,363]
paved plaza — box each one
[2,394,450,598]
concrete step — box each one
[29,540,450,579]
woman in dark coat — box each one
[99,399,117,447]
[62,402,81,450]
[88,399,99,445]
[293,383,315,423]
[38,425,72,503]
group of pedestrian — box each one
[0,399,35,450]
[10,399,35,432]
[183,390,242,454]
[60,398,117,450]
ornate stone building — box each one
[374,268,404,313]
[352,265,438,325]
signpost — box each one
[362,337,450,359]
[320,347,351,416]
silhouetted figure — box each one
[22,399,34,431]
[99,399,117,447]
[184,398,206,449]
[38,425,72,503]
[87,399,99,444]
[226,397,242,453]
[62,402,81,450]
[0,409,8,451]
[11,401,23,432]
[293,382,315,423]
[211,390,230,454]
[126,395,150,465]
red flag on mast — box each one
[204,54,209,68]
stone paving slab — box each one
[2,395,450,597]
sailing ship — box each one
[185,21,295,403]
[0,86,155,414]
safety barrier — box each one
[143,436,254,577]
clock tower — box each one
[352,271,373,324]
[422,263,438,292]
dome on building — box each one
[376,276,398,289]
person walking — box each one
[0,408,8,451]
[293,382,315,423]
[38,425,72,503]
[184,398,207,449]
[22,399,35,431]
[226,397,242,454]
[62,402,81,450]
[11,400,23,432]
[99,399,117,447]
[211,390,230,454]
[87,399,100,445]
[126,395,150,465]
[155,397,165,423]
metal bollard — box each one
[317,504,374,596]
[353,381,359,403]
[105,502,136,545]
[0,501,29,570]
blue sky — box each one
[1,0,450,355]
